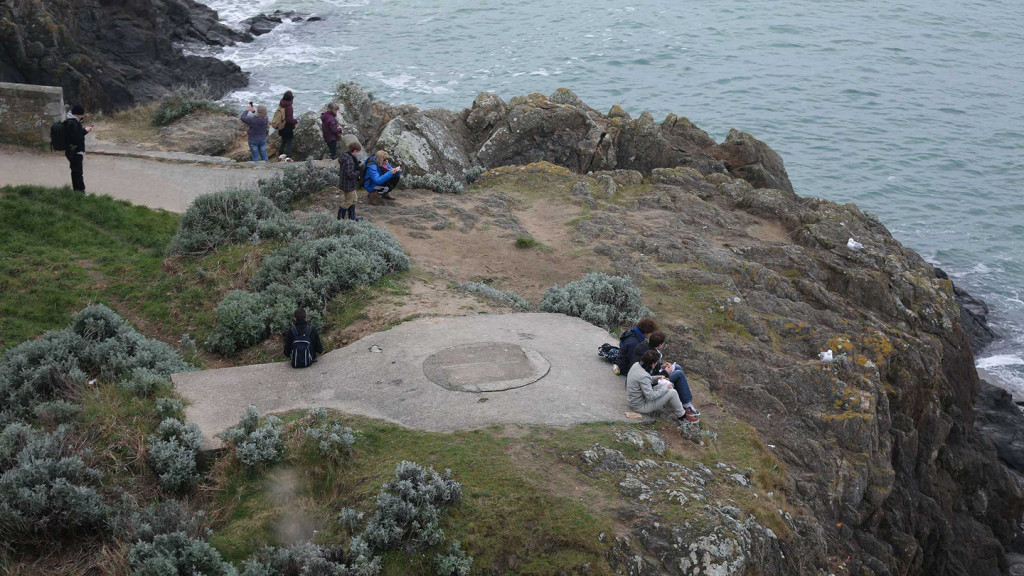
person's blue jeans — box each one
[249,140,268,162]
[668,368,692,405]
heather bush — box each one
[361,461,462,552]
[337,507,363,532]
[457,282,531,310]
[222,406,284,468]
[403,172,464,195]
[463,166,487,184]
[120,368,172,398]
[156,397,186,419]
[32,399,81,424]
[148,418,203,493]
[303,410,356,460]
[257,161,336,209]
[0,424,107,541]
[205,291,270,355]
[128,531,238,576]
[435,541,473,576]
[112,498,207,543]
[169,188,285,256]
[239,543,354,576]
[539,272,652,330]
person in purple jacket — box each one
[320,102,342,159]
[241,104,270,162]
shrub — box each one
[151,85,232,127]
[435,541,473,576]
[128,531,237,576]
[169,188,285,256]
[463,166,487,185]
[120,368,172,398]
[539,272,652,331]
[239,543,352,576]
[32,400,81,424]
[303,415,356,460]
[205,291,271,355]
[362,461,462,553]
[337,508,363,532]
[156,397,186,419]
[402,172,464,195]
[257,161,336,209]
[457,282,531,311]
[222,406,284,468]
[514,236,537,249]
[111,498,208,543]
[0,424,107,541]
[148,418,203,493]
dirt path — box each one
[0,143,278,213]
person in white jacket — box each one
[625,350,698,422]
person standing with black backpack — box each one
[64,104,92,193]
[283,308,324,368]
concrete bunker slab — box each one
[173,313,628,449]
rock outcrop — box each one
[0,0,250,110]
[239,10,323,36]
[331,82,782,184]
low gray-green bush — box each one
[156,397,186,419]
[239,543,360,576]
[403,172,464,195]
[32,399,81,424]
[257,161,336,209]
[205,291,270,355]
[0,424,107,541]
[463,166,487,185]
[435,541,473,576]
[303,410,356,459]
[337,507,363,532]
[169,188,285,256]
[539,272,652,331]
[128,531,237,576]
[120,368,172,398]
[222,406,284,468]
[148,418,203,493]
[361,461,462,553]
[457,282,531,311]
[112,498,207,544]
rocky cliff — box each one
[331,84,1024,574]
[0,0,249,110]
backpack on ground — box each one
[598,343,620,364]
[290,325,313,368]
[270,106,286,130]
[50,120,69,152]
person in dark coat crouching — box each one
[284,308,324,368]
[64,104,93,193]
[338,141,363,221]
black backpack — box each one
[598,343,620,364]
[290,325,313,368]
[50,120,68,151]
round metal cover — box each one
[422,342,550,392]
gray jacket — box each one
[625,361,667,409]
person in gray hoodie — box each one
[625,350,698,422]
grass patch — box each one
[515,236,537,249]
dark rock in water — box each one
[0,0,250,110]
[936,266,998,353]
[240,10,322,36]
[976,379,1024,472]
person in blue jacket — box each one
[615,317,659,376]
[363,150,402,203]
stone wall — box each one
[0,82,65,148]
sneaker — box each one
[677,412,699,423]
[279,154,287,160]
[285,157,293,162]
[381,191,396,201]
[685,406,701,417]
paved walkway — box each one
[173,313,628,448]
[0,139,281,212]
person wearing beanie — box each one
[64,104,93,193]
[320,102,342,159]
[276,90,297,161]
[241,103,270,162]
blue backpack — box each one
[290,325,313,368]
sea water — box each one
[195,0,1024,394]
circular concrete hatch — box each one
[422,342,550,393]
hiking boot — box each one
[381,191,396,202]
[367,192,382,206]
[685,406,701,417]
[677,412,699,423]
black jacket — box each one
[283,322,324,359]
[616,327,645,375]
[64,117,88,153]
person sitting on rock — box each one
[283,308,323,368]
[241,103,270,162]
[615,317,659,376]
[635,331,699,420]
[626,350,697,423]
[362,150,402,204]
[320,102,342,159]
[338,141,363,221]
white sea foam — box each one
[976,355,1024,369]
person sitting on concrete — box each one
[636,331,699,419]
[320,102,342,159]
[241,104,270,162]
[615,317,659,376]
[362,150,402,204]
[283,308,324,368]
[64,103,93,193]
[626,350,697,423]
[337,141,363,221]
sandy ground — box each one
[0,143,276,212]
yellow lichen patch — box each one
[824,335,855,354]
[859,329,895,365]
